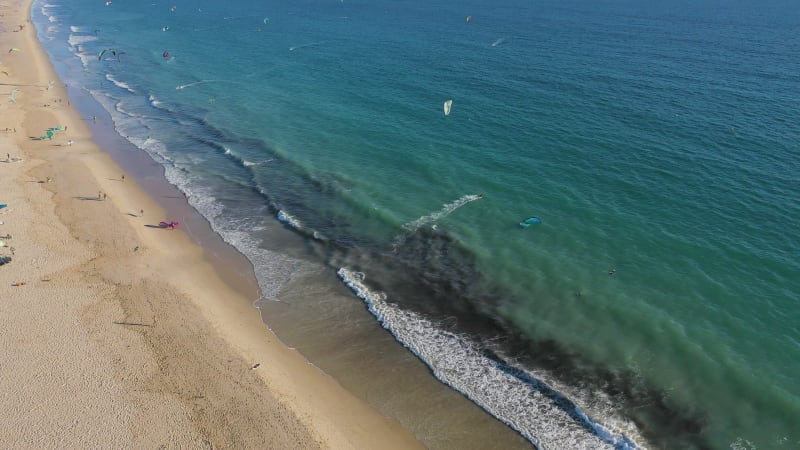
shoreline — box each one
[0,0,423,447]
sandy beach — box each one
[0,0,422,447]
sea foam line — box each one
[105,74,135,94]
[393,194,482,249]
[277,210,302,230]
[338,268,640,450]
[67,34,97,47]
[402,194,482,233]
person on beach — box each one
[121,174,125,182]
[139,209,144,217]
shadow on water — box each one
[299,225,711,449]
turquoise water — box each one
[33,0,799,448]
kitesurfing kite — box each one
[443,99,453,116]
[39,125,66,140]
[8,48,21,53]
[98,49,125,61]
[519,217,542,228]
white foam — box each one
[105,74,136,94]
[76,50,94,69]
[277,210,302,230]
[212,229,306,302]
[393,194,483,248]
[68,34,97,47]
[167,185,306,302]
[148,94,163,108]
[338,267,642,450]
[730,437,758,450]
[402,194,482,233]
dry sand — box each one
[0,0,423,448]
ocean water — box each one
[31,0,800,448]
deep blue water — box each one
[33,0,800,448]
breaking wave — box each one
[338,267,641,450]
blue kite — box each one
[519,217,541,228]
